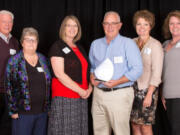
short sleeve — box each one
[48,41,65,58]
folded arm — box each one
[51,57,89,98]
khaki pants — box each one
[92,87,134,135]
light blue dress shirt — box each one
[89,34,143,88]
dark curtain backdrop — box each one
[0,0,180,135]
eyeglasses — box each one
[103,22,120,26]
[2,20,13,25]
[24,38,37,43]
[65,24,78,28]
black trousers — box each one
[0,93,11,135]
[166,98,180,135]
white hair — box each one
[0,10,14,20]
[103,11,121,22]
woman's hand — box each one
[79,84,93,99]
[143,94,152,108]
[11,113,19,119]
[83,84,93,99]
[161,96,166,110]
[143,85,156,108]
[78,89,88,99]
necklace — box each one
[24,54,38,67]
[136,36,150,51]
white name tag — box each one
[9,49,16,55]
[144,48,151,55]
[176,42,180,48]
[37,67,44,72]
[62,47,71,54]
[114,56,123,63]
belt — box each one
[97,85,132,92]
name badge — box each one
[9,49,16,55]
[144,48,151,55]
[114,56,123,63]
[62,47,71,54]
[176,42,180,48]
[37,67,44,72]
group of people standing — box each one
[0,8,179,135]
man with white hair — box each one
[89,11,143,135]
[0,10,19,135]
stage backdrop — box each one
[0,0,180,135]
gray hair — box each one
[103,11,121,22]
[0,10,14,20]
[20,27,39,44]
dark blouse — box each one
[5,51,51,116]
[48,39,90,84]
[19,61,46,114]
[51,47,88,98]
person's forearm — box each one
[147,85,156,96]
[116,76,130,85]
[56,72,85,93]
[103,76,130,88]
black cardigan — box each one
[49,39,90,84]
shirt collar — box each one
[0,32,12,44]
[103,34,120,45]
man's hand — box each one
[103,76,129,88]
[90,74,101,86]
[102,80,119,88]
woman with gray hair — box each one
[5,27,51,135]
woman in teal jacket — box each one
[5,27,51,135]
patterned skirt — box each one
[130,83,158,125]
[48,96,88,135]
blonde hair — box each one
[133,10,155,29]
[162,10,180,39]
[59,15,82,43]
[20,27,39,44]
